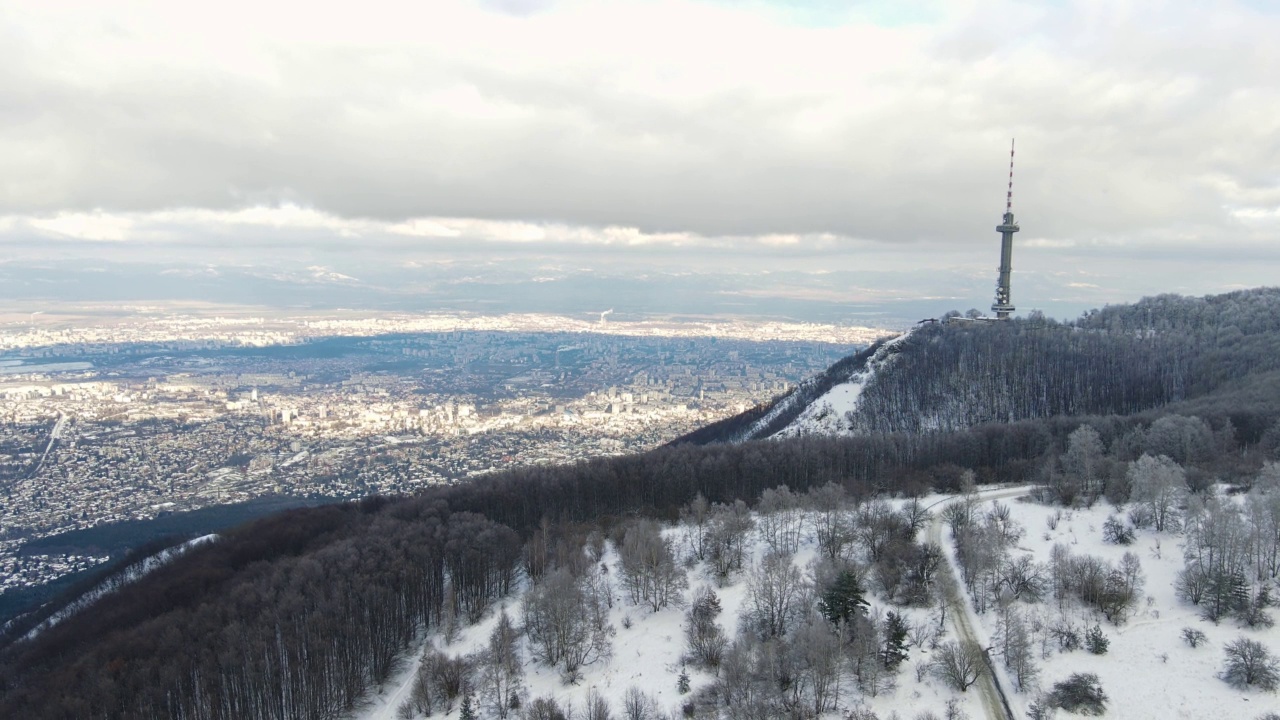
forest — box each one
[4,288,1280,718]
[685,287,1280,443]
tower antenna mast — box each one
[1006,138,1015,214]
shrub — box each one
[1181,627,1207,648]
[1027,695,1057,719]
[1048,673,1107,715]
[1102,516,1135,544]
[1050,620,1081,652]
[523,696,570,720]
[1127,505,1154,529]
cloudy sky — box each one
[1,0,1277,323]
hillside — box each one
[4,288,1280,719]
[342,483,1280,720]
[684,287,1280,444]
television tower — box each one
[991,139,1019,319]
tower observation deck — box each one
[991,140,1019,319]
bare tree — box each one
[790,616,844,716]
[619,520,688,612]
[523,567,614,681]
[1061,425,1106,503]
[808,482,856,560]
[758,486,803,555]
[622,686,657,720]
[680,493,712,562]
[1222,637,1280,691]
[902,496,933,534]
[522,696,570,720]
[478,610,524,718]
[745,550,807,639]
[583,687,613,720]
[707,500,754,580]
[932,640,987,692]
[1128,454,1186,532]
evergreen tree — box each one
[1085,624,1109,655]
[459,694,477,720]
[818,570,868,626]
[881,611,910,670]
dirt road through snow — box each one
[928,486,1032,720]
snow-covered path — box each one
[927,486,1033,720]
[357,637,430,720]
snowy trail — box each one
[928,486,1033,720]
[358,637,429,720]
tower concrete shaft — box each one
[991,211,1018,318]
[991,139,1018,319]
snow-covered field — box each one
[353,486,1280,720]
[355,497,991,720]
[962,494,1280,720]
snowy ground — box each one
[776,330,910,438]
[962,494,1280,720]
[354,498,991,720]
[352,486,1280,720]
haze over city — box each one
[2,0,1277,324]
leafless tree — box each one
[522,567,614,681]
[1222,637,1280,691]
[1061,425,1107,503]
[1128,454,1186,532]
[684,585,728,668]
[790,616,844,716]
[932,640,987,692]
[619,520,688,612]
[680,493,712,562]
[807,482,856,560]
[995,605,1038,691]
[583,687,613,720]
[707,500,754,580]
[478,610,524,719]
[758,486,804,555]
[745,550,807,639]
[622,686,657,720]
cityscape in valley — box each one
[0,308,886,600]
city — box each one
[0,309,887,602]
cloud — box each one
[0,0,1276,315]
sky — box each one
[1,0,1277,325]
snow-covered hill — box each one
[721,329,908,443]
[771,331,912,438]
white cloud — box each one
[27,212,135,241]
[0,0,1276,305]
